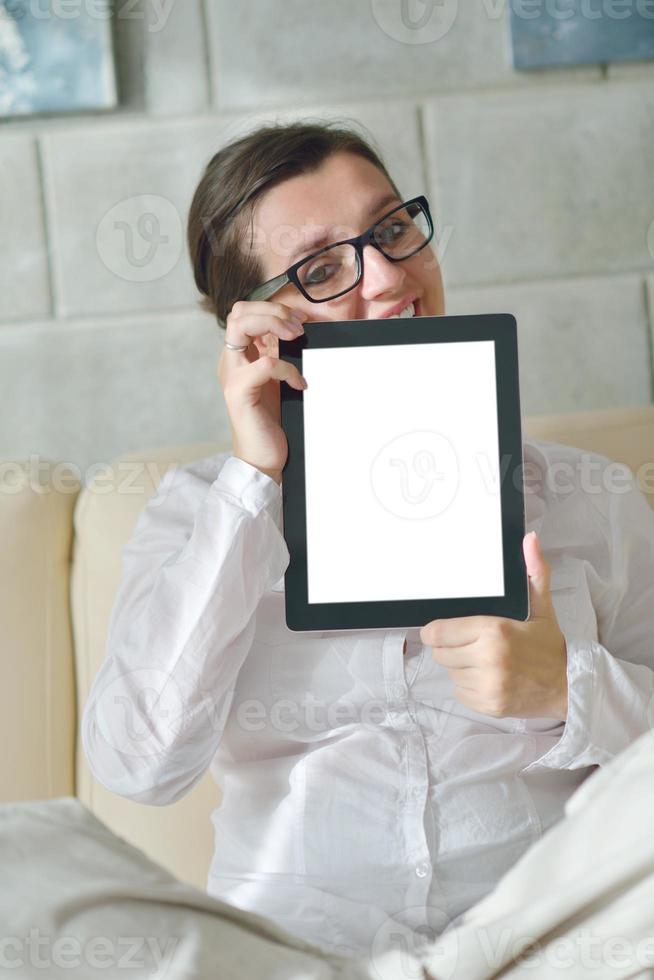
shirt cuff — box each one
[211,455,283,520]
[521,637,596,773]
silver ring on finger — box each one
[224,340,250,352]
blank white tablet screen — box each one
[302,339,505,604]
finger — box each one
[224,316,304,353]
[430,645,481,670]
[523,531,555,621]
[239,353,307,392]
[230,300,305,324]
[420,616,489,648]
[224,306,305,353]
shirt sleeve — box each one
[523,463,654,773]
[81,454,289,805]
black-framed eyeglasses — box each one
[244,195,434,304]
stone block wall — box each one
[1,0,653,472]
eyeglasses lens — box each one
[297,242,360,301]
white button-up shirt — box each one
[82,437,654,959]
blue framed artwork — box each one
[0,0,117,117]
[510,0,654,69]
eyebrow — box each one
[287,192,402,265]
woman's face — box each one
[247,151,445,358]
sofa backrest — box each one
[523,405,654,511]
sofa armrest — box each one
[0,460,80,802]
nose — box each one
[359,243,407,300]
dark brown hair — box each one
[187,120,400,328]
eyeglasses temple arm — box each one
[246,272,291,302]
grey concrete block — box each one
[424,82,654,287]
[205,0,599,110]
[112,0,210,115]
[0,310,230,474]
[0,136,51,322]
[608,60,654,80]
[41,118,235,317]
[446,274,652,414]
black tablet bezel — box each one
[279,314,528,631]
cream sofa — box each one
[2,405,654,892]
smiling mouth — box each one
[386,301,416,319]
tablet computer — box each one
[279,313,528,632]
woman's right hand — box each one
[217,300,307,485]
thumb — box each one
[523,530,553,620]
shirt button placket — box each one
[383,632,434,911]
[391,682,407,701]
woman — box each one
[82,121,654,960]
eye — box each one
[300,260,338,286]
[376,219,409,245]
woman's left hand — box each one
[420,532,568,721]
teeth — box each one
[388,301,415,319]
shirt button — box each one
[415,862,430,878]
[390,684,406,700]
